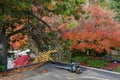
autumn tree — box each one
[62,6,120,55]
[0,0,86,70]
[0,0,86,50]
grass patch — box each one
[115,65,120,72]
[87,60,108,68]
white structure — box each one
[7,49,31,69]
[8,49,30,58]
[7,58,14,69]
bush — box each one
[87,60,108,68]
[72,56,88,63]
[0,65,5,72]
[71,50,88,57]
[13,55,30,68]
[0,59,5,72]
[115,66,120,72]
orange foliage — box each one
[8,23,28,50]
[9,33,28,50]
[61,6,120,53]
[46,3,54,11]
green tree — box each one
[0,0,86,71]
[109,0,120,22]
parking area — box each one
[23,62,120,80]
[0,62,120,80]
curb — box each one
[47,61,120,75]
[80,65,120,75]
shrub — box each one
[34,49,57,62]
[13,55,30,68]
[0,65,5,72]
[115,65,120,72]
[72,56,88,63]
[87,60,108,68]
[0,59,5,71]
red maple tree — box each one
[61,6,120,54]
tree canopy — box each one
[0,0,86,27]
[61,6,120,54]
[109,0,120,22]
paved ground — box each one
[1,62,120,80]
[23,63,120,80]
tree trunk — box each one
[0,28,7,73]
